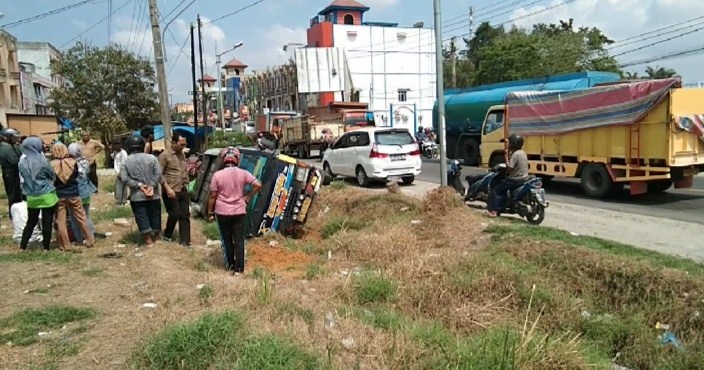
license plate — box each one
[390,154,406,161]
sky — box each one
[2,0,703,103]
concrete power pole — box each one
[197,15,208,149]
[148,0,172,143]
[434,0,448,186]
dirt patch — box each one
[247,240,315,279]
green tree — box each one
[466,18,621,85]
[50,42,159,147]
[644,65,678,79]
[442,37,476,88]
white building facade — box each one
[333,23,435,133]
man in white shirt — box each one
[11,201,42,245]
[111,138,129,205]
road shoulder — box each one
[381,180,704,262]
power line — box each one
[620,44,704,67]
[162,0,191,21]
[126,0,140,48]
[60,0,134,49]
[162,0,196,26]
[203,0,269,25]
[611,25,704,58]
[167,34,190,77]
[614,15,704,44]
[609,17,704,49]
[1,0,99,29]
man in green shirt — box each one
[0,128,23,217]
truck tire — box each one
[580,163,614,198]
[459,138,479,166]
[647,180,672,194]
[489,153,505,168]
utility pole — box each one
[197,15,208,149]
[190,23,199,153]
[148,0,172,143]
[469,6,474,43]
[450,37,457,88]
[434,0,448,186]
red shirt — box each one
[209,167,256,216]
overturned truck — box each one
[190,148,323,237]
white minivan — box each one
[322,127,422,187]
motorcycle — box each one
[447,160,465,195]
[421,140,439,159]
[449,163,549,225]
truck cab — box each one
[342,110,375,132]
[479,105,507,168]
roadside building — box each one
[0,30,22,128]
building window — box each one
[397,89,408,102]
[344,14,354,25]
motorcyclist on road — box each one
[415,127,426,153]
[423,127,436,143]
[487,134,529,218]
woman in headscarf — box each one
[17,136,58,251]
[51,143,94,250]
[67,143,96,244]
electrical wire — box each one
[611,25,704,58]
[203,0,269,25]
[59,0,134,49]
[620,44,704,67]
[609,17,704,49]
[0,0,99,29]
[167,34,190,77]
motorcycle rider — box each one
[487,134,529,218]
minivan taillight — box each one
[369,144,388,158]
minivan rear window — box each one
[375,130,414,146]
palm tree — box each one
[644,65,678,79]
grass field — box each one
[0,179,702,369]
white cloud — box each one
[508,0,704,81]
[360,0,398,8]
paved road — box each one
[417,160,704,225]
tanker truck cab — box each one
[479,105,508,168]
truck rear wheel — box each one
[580,163,614,198]
[459,138,479,166]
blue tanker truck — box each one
[432,71,621,166]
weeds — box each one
[329,180,347,190]
[304,263,324,280]
[202,221,220,241]
[198,285,213,304]
[353,272,397,304]
[320,217,367,239]
[120,231,143,245]
[253,267,274,305]
[0,306,96,346]
[0,251,77,264]
[92,205,132,222]
[132,311,321,370]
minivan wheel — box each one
[402,176,415,185]
[356,166,371,187]
[323,162,335,177]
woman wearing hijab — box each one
[17,136,58,251]
[67,143,96,244]
[51,143,94,249]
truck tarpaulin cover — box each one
[505,78,681,136]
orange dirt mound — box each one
[247,240,315,279]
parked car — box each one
[322,127,422,187]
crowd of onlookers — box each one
[0,125,261,275]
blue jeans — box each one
[488,178,523,212]
[69,202,95,243]
[130,199,162,235]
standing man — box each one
[120,135,162,247]
[79,130,105,190]
[111,138,129,205]
[140,125,155,155]
[0,128,23,216]
[158,133,191,247]
[206,147,261,275]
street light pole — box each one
[433,0,448,186]
[215,42,244,129]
